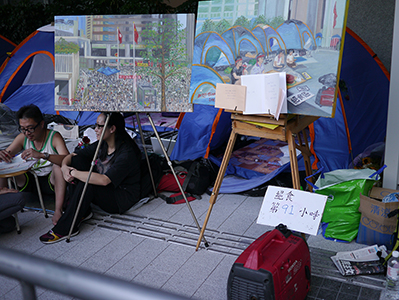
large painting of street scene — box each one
[54,14,195,112]
[191,0,349,118]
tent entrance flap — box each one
[24,53,54,85]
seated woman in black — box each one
[40,112,142,244]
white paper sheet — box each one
[278,72,288,114]
[257,186,327,235]
[0,154,37,175]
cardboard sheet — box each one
[215,83,246,111]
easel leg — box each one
[66,114,111,242]
[146,113,209,246]
[288,129,308,240]
[195,129,238,250]
[287,130,301,190]
[136,113,157,197]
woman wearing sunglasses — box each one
[40,112,142,244]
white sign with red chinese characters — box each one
[257,186,327,235]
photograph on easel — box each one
[190,0,349,118]
[54,14,195,112]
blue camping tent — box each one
[170,104,232,161]
[251,25,284,55]
[222,26,263,58]
[0,25,97,125]
[0,35,16,67]
[171,27,390,193]
[310,28,389,171]
[276,20,316,51]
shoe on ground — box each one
[40,230,79,244]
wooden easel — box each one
[195,112,319,250]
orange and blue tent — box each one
[0,25,97,125]
[0,34,16,67]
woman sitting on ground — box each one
[40,112,142,244]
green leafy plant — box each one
[201,19,215,32]
[233,15,250,29]
[55,37,79,54]
[215,19,230,34]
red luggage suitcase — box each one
[227,224,311,300]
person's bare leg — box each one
[50,165,67,225]
[0,174,26,189]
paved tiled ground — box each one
[308,275,382,300]
[0,193,386,299]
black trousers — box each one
[0,192,28,233]
[52,154,131,236]
[52,180,122,235]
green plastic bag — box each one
[307,168,382,242]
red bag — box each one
[157,171,197,204]
[157,172,186,192]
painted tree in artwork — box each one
[201,19,215,32]
[233,15,250,29]
[215,19,230,34]
[140,16,189,111]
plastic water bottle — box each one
[386,251,399,299]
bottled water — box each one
[386,250,399,299]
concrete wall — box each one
[345,0,395,72]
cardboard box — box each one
[357,187,399,249]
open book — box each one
[331,244,388,276]
[241,72,287,120]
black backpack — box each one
[171,158,211,195]
[139,153,165,199]
[156,158,217,204]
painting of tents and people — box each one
[190,0,349,118]
[54,14,195,112]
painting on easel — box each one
[54,14,195,112]
[190,0,349,118]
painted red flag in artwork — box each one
[333,2,338,28]
[117,28,123,44]
[134,24,139,43]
